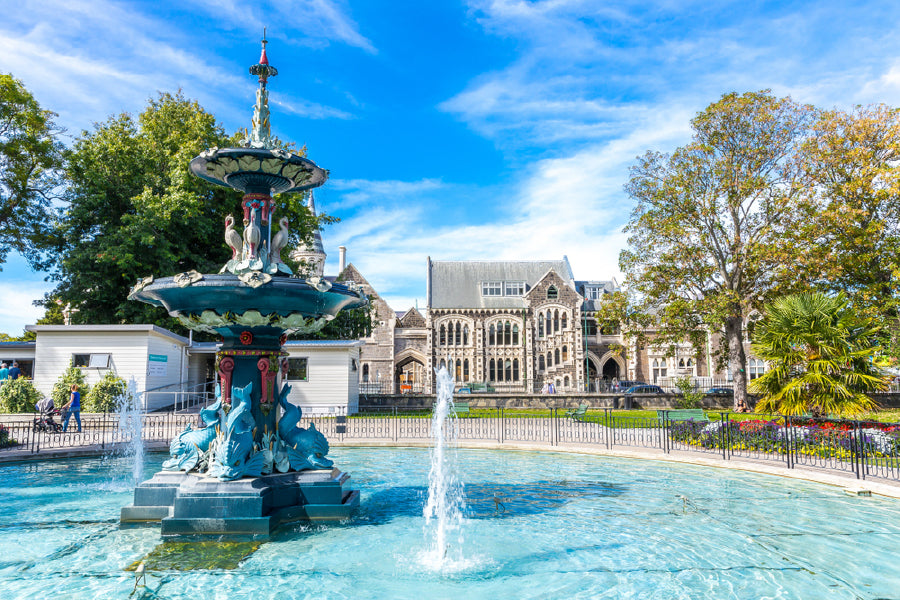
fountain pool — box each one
[3,448,900,599]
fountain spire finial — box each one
[246,28,278,148]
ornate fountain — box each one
[120,35,367,539]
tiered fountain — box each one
[120,35,368,539]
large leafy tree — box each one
[619,91,814,409]
[796,104,900,358]
[48,92,326,333]
[749,293,886,416]
[0,73,63,269]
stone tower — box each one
[290,191,327,277]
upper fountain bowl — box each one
[190,147,328,195]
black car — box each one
[706,387,734,396]
[612,380,647,393]
[624,384,664,394]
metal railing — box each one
[1,407,898,485]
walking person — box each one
[0,363,8,386]
[63,384,82,433]
[7,361,21,380]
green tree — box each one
[796,104,900,358]
[47,91,327,333]
[84,371,127,413]
[749,293,886,416]
[620,90,814,410]
[0,377,42,413]
[50,362,89,408]
[673,376,704,409]
[0,73,63,270]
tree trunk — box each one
[725,315,748,411]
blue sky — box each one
[2,0,900,335]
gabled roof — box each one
[397,307,426,327]
[428,258,575,309]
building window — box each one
[749,358,767,380]
[545,312,551,335]
[547,285,558,300]
[287,358,308,381]
[455,322,461,345]
[547,351,553,367]
[562,345,568,362]
[539,355,545,371]
[489,324,496,345]
[440,358,446,370]
[652,358,667,383]
[538,313,544,337]
[554,310,560,333]
[362,363,369,382]
[512,324,519,345]
[555,348,561,364]
[439,324,446,346]
[564,375,569,388]
[504,321,512,345]
[463,325,469,346]
[455,359,462,381]
[464,359,469,381]
[584,318,598,335]
[505,359,512,382]
[561,313,567,330]
[513,359,519,381]
[482,281,503,296]
[73,353,111,368]
[489,359,496,382]
[584,286,603,300]
[504,281,525,296]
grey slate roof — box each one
[428,258,575,309]
[575,279,619,311]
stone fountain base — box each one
[120,468,359,540]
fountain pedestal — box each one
[121,468,359,539]
[119,36,368,540]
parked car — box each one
[612,380,647,393]
[624,384,664,394]
[706,387,734,396]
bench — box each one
[452,402,470,417]
[566,404,590,422]
[657,409,709,424]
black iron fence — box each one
[2,408,898,484]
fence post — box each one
[604,408,610,450]
[785,414,793,470]
[721,412,729,461]
[853,420,863,480]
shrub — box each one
[674,376,704,409]
[51,362,90,408]
[84,371,127,413]
[0,378,43,413]
[0,424,16,448]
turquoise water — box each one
[2,448,900,599]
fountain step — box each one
[161,516,273,538]
[120,505,174,523]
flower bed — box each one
[669,417,900,458]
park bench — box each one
[566,404,590,422]
[657,409,710,424]
[452,402,470,417]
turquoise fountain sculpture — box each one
[120,35,367,539]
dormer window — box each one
[482,281,503,296]
[547,285,558,300]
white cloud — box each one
[0,281,51,336]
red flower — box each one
[240,331,253,345]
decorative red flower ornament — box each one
[240,331,253,345]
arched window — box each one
[362,363,369,382]
[546,312,552,335]
[440,359,446,370]
[678,358,685,368]
[504,321,512,345]
[489,359,496,382]
[687,358,693,367]
[455,359,462,381]
[512,324,519,345]
[562,345,568,362]
[513,359,519,381]
[504,359,512,382]
[547,285,558,300]
[489,324,496,346]
[455,322,461,345]
[555,348,560,364]
[539,355,545,371]
[547,351,553,367]
[463,359,469,381]
[440,324,446,346]
[463,325,469,346]
[538,313,544,337]
[561,313,567,330]
[554,310,560,333]
[564,375,569,388]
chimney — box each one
[339,246,347,273]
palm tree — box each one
[749,292,887,416]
